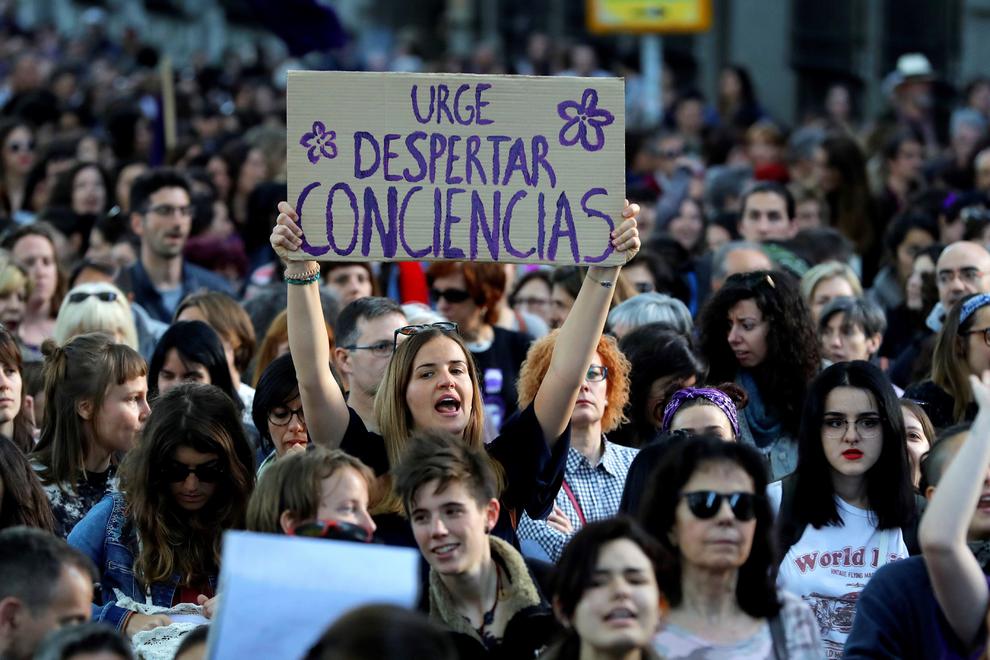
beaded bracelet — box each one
[586,272,614,289]
[285,269,321,285]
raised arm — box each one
[533,201,640,445]
[918,371,990,646]
[271,201,350,448]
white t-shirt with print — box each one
[771,482,908,659]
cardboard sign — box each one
[207,531,420,659]
[286,71,625,265]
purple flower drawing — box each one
[300,121,337,164]
[557,89,614,152]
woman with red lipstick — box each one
[271,199,641,547]
[640,434,823,658]
[773,361,916,655]
[698,270,819,480]
[68,383,255,638]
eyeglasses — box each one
[268,406,305,426]
[159,460,225,484]
[965,327,990,347]
[67,291,118,304]
[821,415,883,440]
[585,365,608,382]
[680,491,758,521]
[393,322,458,349]
[430,288,472,304]
[937,267,985,286]
[6,140,33,153]
[289,519,372,543]
[146,203,193,218]
[344,340,394,358]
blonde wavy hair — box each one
[516,331,630,433]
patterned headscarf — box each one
[959,293,990,327]
[660,387,740,436]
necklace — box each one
[468,565,502,650]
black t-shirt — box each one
[339,403,569,548]
[470,327,532,432]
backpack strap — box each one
[769,611,788,660]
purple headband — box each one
[660,387,740,436]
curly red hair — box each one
[516,331,630,432]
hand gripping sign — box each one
[287,71,625,266]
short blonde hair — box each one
[0,250,29,299]
[799,261,863,304]
[516,331,630,433]
[53,282,137,350]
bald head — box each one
[936,241,990,307]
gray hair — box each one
[951,108,988,138]
[608,292,692,337]
[711,241,769,282]
[336,296,406,348]
[818,296,887,338]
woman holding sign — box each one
[270,199,639,547]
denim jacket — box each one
[67,493,218,630]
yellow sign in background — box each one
[587,0,712,34]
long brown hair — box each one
[932,295,983,422]
[32,333,147,488]
[0,438,54,531]
[119,383,254,586]
[372,328,498,514]
[0,325,33,453]
[1,222,67,318]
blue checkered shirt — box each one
[516,437,638,562]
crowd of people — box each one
[4,6,990,660]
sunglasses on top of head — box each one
[393,322,458,349]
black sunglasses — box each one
[289,520,372,544]
[159,460,225,484]
[680,491,758,521]
[68,291,118,304]
[430,287,472,303]
[393,322,458,349]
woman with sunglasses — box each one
[426,261,532,432]
[246,445,376,541]
[2,223,67,360]
[32,333,150,538]
[639,434,823,658]
[0,121,35,222]
[515,333,635,562]
[252,353,310,474]
[53,282,139,351]
[698,270,820,480]
[68,383,255,637]
[271,199,640,547]
[773,361,916,655]
[905,293,990,429]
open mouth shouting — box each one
[435,394,461,417]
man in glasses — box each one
[124,169,235,323]
[333,297,407,432]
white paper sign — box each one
[287,71,626,265]
[207,531,420,660]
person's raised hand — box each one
[612,199,641,263]
[124,612,172,638]
[270,201,304,264]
